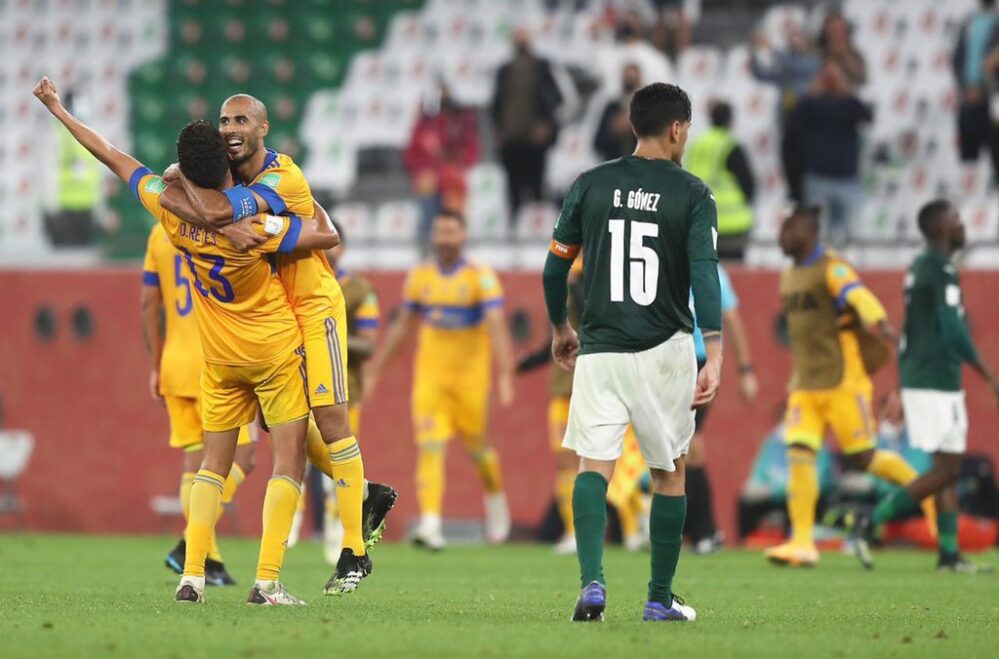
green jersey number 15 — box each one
[608,219,659,306]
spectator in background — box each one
[404,83,479,248]
[491,28,563,221]
[817,10,866,89]
[751,24,822,202]
[953,0,999,183]
[598,10,672,95]
[685,101,755,260]
[987,41,999,182]
[650,0,694,60]
[795,61,873,247]
[592,63,642,162]
[45,90,103,246]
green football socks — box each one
[573,471,608,587]
[648,494,686,606]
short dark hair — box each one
[176,120,229,189]
[331,218,345,244]
[629,83,692,138]
[917,199,951,237]
[709,101,732,128]
[789,204,821,230]
[435,208,466,227]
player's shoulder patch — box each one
[144,177,166,194]
[258,172,282,189]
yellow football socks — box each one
[416,444,445,518]
[256,476,301,582]
[471,447,503,495]
[329,436,366,555]
[555,467,576,535]
[221,463,245,504]
[786,447,819,547]
[179,472,195,542]
[184,470,225,578]
[305,416,335,479]
[867,450,937,536]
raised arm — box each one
[33,77,141,183]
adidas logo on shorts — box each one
[314,383,329,395]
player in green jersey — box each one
[852,200,999,572]
[543,82,722,623]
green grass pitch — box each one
[1,534,998,658]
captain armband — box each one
[224,186,258,221]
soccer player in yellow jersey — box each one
[160,94,397,594]
[766,206,935,567]
[35,77,337,605]
[370,209,515,550]
[141,223,258,586]
[317,219,382,562]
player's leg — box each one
[456,386,508,544]
[549,397,577,552]
[245,350,312,605]
[302,315,378,569]
[176,428,239,603]
[412,379,451,550]
[766,390,823,566]
[564,351,631,622]
[837,383,936,530]
[685,401,722,554]
[628,334,697,622]
[163,395,204,574]
[606,427,647,551]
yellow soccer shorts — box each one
[413,378,489,444]
[784,377,877,455]
[300,305,350,409]
[200,349,310,433]
[548,397,571,452]
[163,395,252,450]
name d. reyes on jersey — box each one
[613,188,661,212]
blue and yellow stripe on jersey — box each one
[130,166,304,366]
[404,258,503,380]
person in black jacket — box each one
[491,28,563,221]
[953,0,999,183]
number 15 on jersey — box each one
[608,219,659,306]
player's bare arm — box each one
[33,77,141,184]
[367,306,419,394]
[484,306,516,407]
[175,172,271,229]
[139,284,165,406]
[692,334,723,409]
[722,307,758,401]
[158,181,265,252]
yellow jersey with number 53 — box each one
[130,166,304,366]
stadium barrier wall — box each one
[2,268,998,541]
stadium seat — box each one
[374,200,420,243]
[332,202,374,244]
[962,196,999,244]
[466,163,510,241]
[513,202,558,242]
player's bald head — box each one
[221,94,267,122]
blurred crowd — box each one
[401,0,999,253]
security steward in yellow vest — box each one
[47,97,102,245]
[765,206,935,567]
[685,101,754,260]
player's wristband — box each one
[224,186,258,221]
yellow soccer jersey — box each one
[404,259,503,381]
[239,149,341,324]
[142,224,203,397]
[131,166,303,366]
